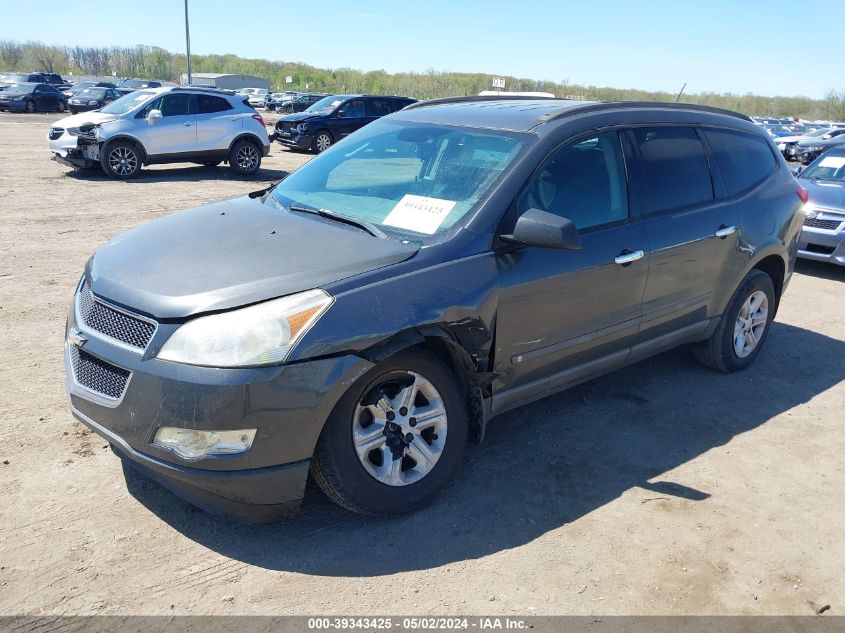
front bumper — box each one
[270,129,313,150]
[797,224,845,266]
[0,100,27,111]
[68,103,100,112]
[64,282,374,520]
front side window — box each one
[159,94,193,116]
[630,127,714,215]
[703,128,776,196]
[518,131,629,231]
[270,120,529,242]
[341,100,365,118]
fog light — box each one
[152,427,256,461]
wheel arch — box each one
[359,326,493,444]
[227,133,264,155]
[102,135,148,163]
[751,253,786,311]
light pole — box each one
[184,0,192,85]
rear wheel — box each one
[694,269,775,372]
[25,100,35,113]
[312,130,332,153]
[57,100,65,113]
[228,139,261,176]
[311,349,468,515]
[101,140,142,179]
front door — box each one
[624,126,739,338]
[493,130,649,413]
[139,93,197,158]
[334,99,367,140]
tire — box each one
[312,130,332,153]
[70,109,78,115]
[311,349,469,515]
[693,269,776,373]
[57,100,65,113]
[228,139,261,176]
[100,140,142,179]
[25,100,35,113]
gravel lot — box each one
[0,112,843,617]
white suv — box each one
[47,86,270,179]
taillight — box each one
[796,187,808,204]
[252,113,265,127]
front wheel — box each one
[694,269,775,372]
[100,140,142,179]
[312,130,332,153]
[25,100,35,113]
[228,139,261,176]
[311,349,468,515]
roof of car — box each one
[396,96,750,132]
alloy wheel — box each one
[108,146,138,176]
[236,145,259,171]
[315,133,331,152]
[733,290,768,358]
[352,371,448,486]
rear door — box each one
[138,93,197,157]
[195,94,236,153]
[493,130,649,411]
[625,126,738,338]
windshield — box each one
[78,88,106,98]
[802,152,845,183]
[270,119,529,241]
[70,82,94,93]
[3,84,34,94]
[99,90,157,114]
[768,128,791,138]
[305,96,345,114]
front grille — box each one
[49,127,64,140]
[804,217,842,230]
[69,346,130,399]
[77,281,156,350]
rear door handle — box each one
[614,249,645,266]
[715,225,736,238]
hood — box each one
[800,179,845,210]
[276,112,322,125]
[87,195,419,319]
[51,110,117,128]
[799,137,845,148]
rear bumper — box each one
[72,405,309,522]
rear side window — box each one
[630,127,713,215]
[366,99,392,117]
[703,128,777,195]
[196,94,233,114]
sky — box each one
[1,0,842,99]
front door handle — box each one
[183,122,192,127]
[715,225,736,238]
[614,249,645,266]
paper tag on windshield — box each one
[383,195,456,235]
[819,156,845,169]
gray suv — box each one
[48,86,270,178]
[64,97,803,521]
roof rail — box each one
[403,94,557,110]
[172,85,236,95]
[537,101,751,123]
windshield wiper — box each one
[286,204,387,239]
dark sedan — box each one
[68,87,122,114]
[0,83,67,113]
[276,93,330,114]
[796,134,845,164]
[63,81,117,98]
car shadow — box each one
[122,322,845,576]
[795,259,845,282]
[64,164,289,184]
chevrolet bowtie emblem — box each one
[68,327,88,348]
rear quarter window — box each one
[703,128,777,196]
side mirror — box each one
[500,208,582,250]
[794,165,804,176]
[336,109,347,118]
[147,109,162,125]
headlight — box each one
[87,100,98,105]
[157,289,333,367]
[153,427,256,461]
[295,122,309,133]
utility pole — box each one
[184,0,192,85]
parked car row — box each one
[0,82,67,113]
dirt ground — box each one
[0,112,843,617]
